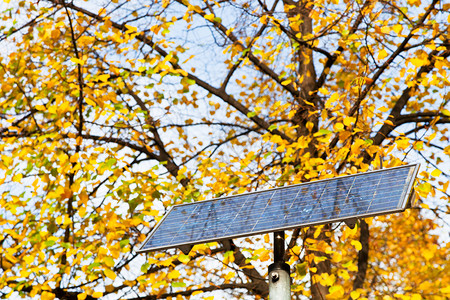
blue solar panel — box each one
[138,164,419,253]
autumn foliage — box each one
[0,0,449,299]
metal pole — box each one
[269,231,291,299]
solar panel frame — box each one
[137,164,419,253]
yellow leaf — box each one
[12,173,23,182]
[378,106,389,113]
[314,226,322,238]
[381,26,390,34]
[431,169,442,177]
[168,269,181,279]
[224,271,235,280]
[41,292,55,300]
[70,153,79,163]
[178,254,190,263]
[260,15,268,24]
[77,36,95,47]
[417,182,432,194]
[350,290,360,299]
[441,286,450,294]
[410,57,428,67]
[204,14,214,21]
[241,265,254,269]
[24,255,34,264]
[226,27,234,35]
[414,141,424,150]
[422,249,434,260]
[323,273,336,286]
[70,57,85,66]
[123,280,135,287]
[334,122,344,131]
[351,240,362,251]
[104,269,117,280]
[104,256,115,268]
[281,78,292,85]
[192,291,204,296]
[350,291,361,299]
[393,24,403,34]
[350,139,365,155]
[442,181,449,192]
[124,24,138,32]
[418,281,432,291]
[224,251,235,263]
[332,252,342,263]
[411,294,422,300]
[395,138,410,150]
[338,269,350,280]
[328,285,345,299]
[325,93,339,109]
[426,132,437,142]
[97,74,110,83]
[35,104,46,111]
[77,293,87,300]
[343,117,355,126]
[276,143,285,152]
[420,203,430,209]
[378,49,388,60]
[92,292,103,298]
[78,206,86,218]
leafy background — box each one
[0,0,449,299]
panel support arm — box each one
[269,231,291,300]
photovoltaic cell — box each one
[138,164,419,253]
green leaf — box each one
[171,282,186,288]
[181,77,195,85]
[224,250,234,258]
[314,129,332,136]
[245,256,258,263]
[45,240,56,247]
[88,262,101,271]
[296,262,308,276]
[106,158,117,169]
[228,176,239,184]
[140,263,150,273]
[128,199,139,213]
[268,124,278,131]
[120,239,130,248]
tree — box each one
[0,0,449,299]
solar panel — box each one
[138,164,419,253]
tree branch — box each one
[48,0,293,143]
[174,0,300,98]
[313,0,372,96]
[126,282,261,300]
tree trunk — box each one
[284,1,331,299]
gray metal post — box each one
[269,231,291,299]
